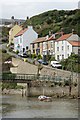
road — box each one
[0,43,35,64]
[0,43,22,59]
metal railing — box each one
[1,73,70,82]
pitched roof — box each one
[31,37,46,43]
[31,35,56,44]
[15,28,28,37]
[69,41,80,47]
[57,33,72,41]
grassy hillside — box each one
[23,9,80,37]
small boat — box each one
[38,95,47,101]
[44,97,52,102]
[38,88,52,102]
[38,95,52,102]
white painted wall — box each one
[14,35,23,52]
[23,27,38,50]
[14,26,38,53]
[55,40,72,61]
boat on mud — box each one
[38,95,52,102]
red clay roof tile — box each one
[69,41,80,46]
[31,37,46,43]
[48,35,55,41]
[57,33,72,41]
[31,35,56,44]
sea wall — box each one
[1,86,78,98]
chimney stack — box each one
[52,34,55,39]
[72,29,75,34]
[28,26,33,29]
[61,28,64,35]
[49,31,52,36]
[46,35,49,40]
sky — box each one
[0,0,79,19]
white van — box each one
[51,61,62,68]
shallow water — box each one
[0,95,78,118]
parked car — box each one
[38,59,48,65]
[38,59,43,64]
[42,61,48,65]
[51,61,62,68]
[18,52,28,58]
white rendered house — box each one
[55,33,80,61]
[14,26,38,54]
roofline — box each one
[14,28,27,37]
[68,41,80,47]
[31,37,56,44]
[56,33,72,41]
[15,34,22,37]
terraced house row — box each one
[30,32,80,61]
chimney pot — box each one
[28,26,33,29]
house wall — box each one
[40,42,43,55]
[14,26,38,53]
[42,40,55,56]
[23,27,38,51]
[34,43,38,54]
[55,40,72,61]
[43,41,47,55]
[31,39,55,56]
[72,46,80,54]
[30,44,34,54]
[49,40,55,55]
[9,25,22,44]
[14,35,23,52]
[31,42,43,56]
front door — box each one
[23,48,25,52]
